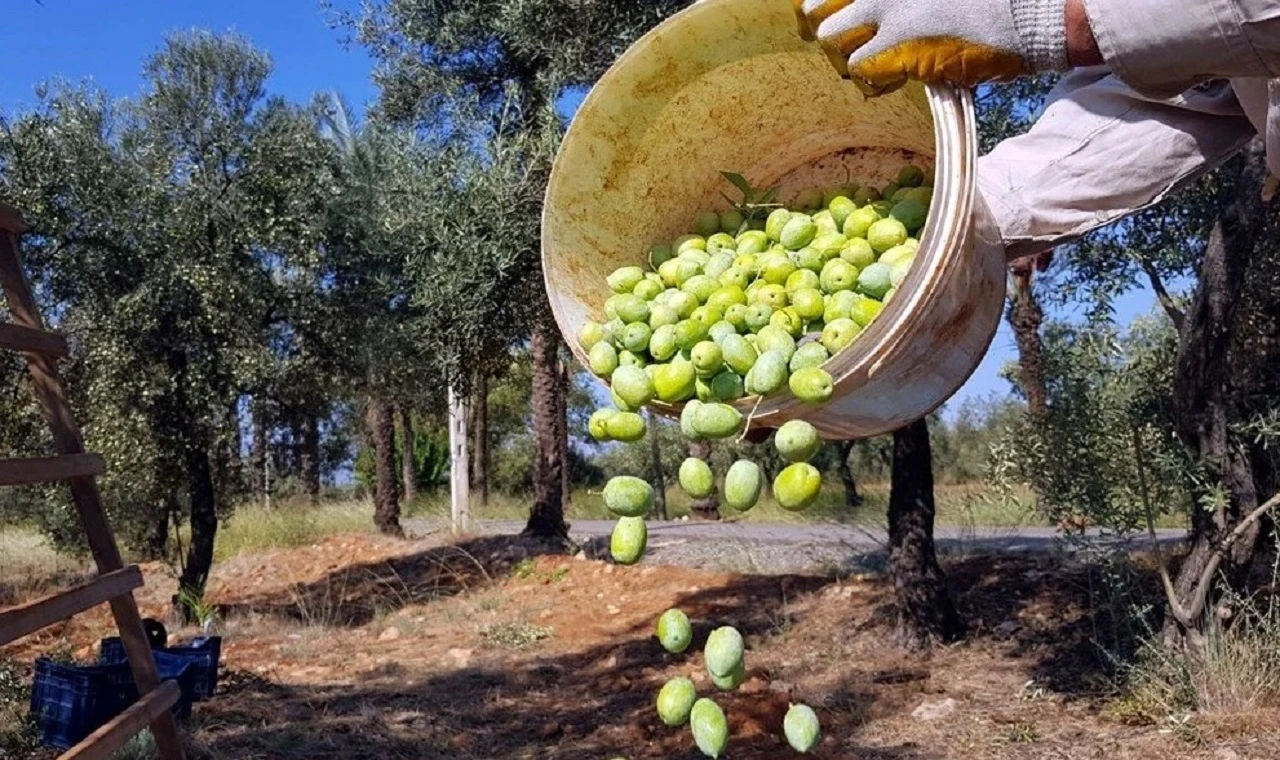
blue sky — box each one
[0,1,1162,418]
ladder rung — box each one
[58,680,181,760]
[0,566,144,647]
[0,322,68,357]
[0,202,26,234]
[0,453,104,487]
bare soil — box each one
[5,531,1278,759]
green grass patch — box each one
[212,500,376,561]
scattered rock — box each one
[378,627,402,642]
[539,721,562,739]
[606,605,621,615]
[993,621,1021,639]
[768,680,794,694]
[447,648,473,668]
[740,676,768,694]
[871,668,929,685]
[911,698,957,721]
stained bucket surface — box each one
[542,0,1007,438]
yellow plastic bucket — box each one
[542,0,1007,438]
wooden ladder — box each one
[0,203,186,760]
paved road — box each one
[404,518,1187,553]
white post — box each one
[447,386,470,534]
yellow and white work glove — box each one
[795,0,1070,94]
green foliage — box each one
[0,659,39,758]
[355,421,450,495]
[992,314,1189,531]
[0,32,336,563]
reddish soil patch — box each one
[6,533,1280,759]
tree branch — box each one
[1134,425,1194,627]
[1139,258,1185,331]
[1183,490,1280,624]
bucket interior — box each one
[543,0,966,424]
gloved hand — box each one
[796,0,1070,95]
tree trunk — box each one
[370,396,403,537]
[221,401,243,498]
[524,321,569,538]
[251,400,268,505]
[888,419,964,650]
[399,405,418,507]
[688,440,720,520]
[299,412,321,504]
[178,444,219,605]
[649,411,668,520]
[141,500,172,561]
[1007,252,1052,420]
[471,373,490,506]
[1167,143,1271,644]
[836,440,862,508]
[558,357,572,510]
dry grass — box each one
[212,500,376,561]
[1118,604,1280,721]
[0,528,88,607]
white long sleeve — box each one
[977,68,1256,259]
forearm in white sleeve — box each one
[1082,0,1280,98]
[977,68,1256,260]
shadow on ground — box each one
[194,561,940,759]
[188,535,1171,759]
[215,535,572,628]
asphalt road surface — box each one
[404,518,1187,554]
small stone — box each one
[911,698,957,721]
[606,605,621,615]
[539,721,562,738]
[378,627,402,642]
[993,621,1020,638]
[740,677,768,694]
[447,648,473,667]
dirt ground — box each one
[5,531,1279,760]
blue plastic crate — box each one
[122,652,198,721]
[29,658,135,750]
[31,655,197,751]
[99,635,221,701]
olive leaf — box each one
[718,170,782,227]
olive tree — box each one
[335,0,690,538]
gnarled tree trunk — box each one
[178,444,218,604]
[251,399,268,504]
[558,357,571,510]
[688,440,720,520]
[1008,251,1052,420]
[649,410,668,520]
[471,372,489,506]
[888,419,964,650]
[299,412,321,504]
[1166,142,1272,647]
[524,321,569,538]
[370,396,403,537]
[399,405,417,507]
[836,439,861,508]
